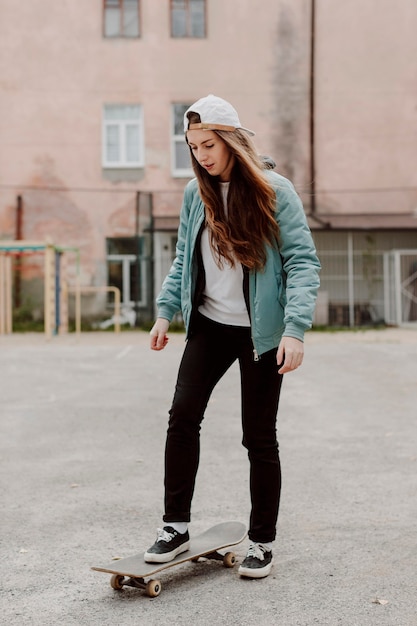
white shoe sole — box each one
[144,540,190,564]
[238,558,273,579]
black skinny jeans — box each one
[163,313,283,543]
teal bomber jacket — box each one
[156,171,321,356]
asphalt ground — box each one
[1,327,416,626]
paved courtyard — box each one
[1,327,416,625]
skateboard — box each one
[91,521,247,597]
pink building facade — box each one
[1,1,416,327]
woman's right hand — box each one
[149,318,170,351]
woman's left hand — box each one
[277,337,304,374]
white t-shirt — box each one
[198,182,250,327]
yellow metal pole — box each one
[68,286,121,334]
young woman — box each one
[145,95,320,578]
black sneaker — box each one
[238,543,273,578]
[144,527,190,563]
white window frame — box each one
[103,0,140,38]
[102,104,145,169]
[171,103,193,178]
[170,0,206,38]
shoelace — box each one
[246,543,268,561]
[156,528,175,543]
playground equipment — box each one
[0,240,76,338]
[0,240,122,338]
[64,284,121,335]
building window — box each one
[102,104,144,168]
[172,103,193,177]
[103,0,140,38]
[171,0,206,38]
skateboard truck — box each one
[110,575,162,597]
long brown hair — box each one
[186,112,279,271]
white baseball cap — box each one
[184,94,255,136]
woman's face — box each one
[187,129,235,182]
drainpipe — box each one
[135,191,141,327]
[148,193,154,320]
[14,195,23,309]
[309,0,316,216]
[307,1,331,230]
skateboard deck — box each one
[92,521,247,597]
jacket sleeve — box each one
[155,185,192,322]
[276,177,321,340]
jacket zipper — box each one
[242,265,260,362]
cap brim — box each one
[240,127,255,137]
[188,122,237,132]
[186,122,255,137]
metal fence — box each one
[383,250,417,325]
[313,232,417,327]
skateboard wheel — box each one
[110,574,125,590]
[223,552,236,568]
[146,579,162,597]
